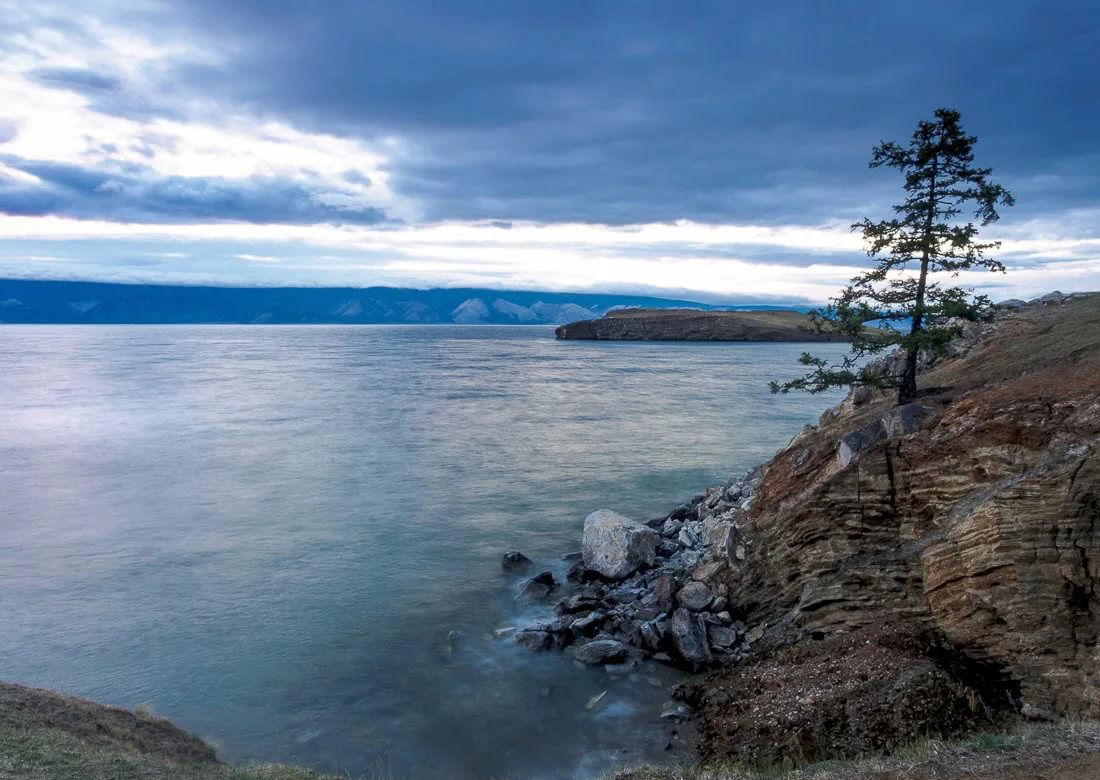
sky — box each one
[0,0,1097,303]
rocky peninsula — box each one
[514,290,1100,766]
[554,308,850,341]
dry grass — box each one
[607,720,1100,780]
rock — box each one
[677,581,714,611]
[837,419,887,467]
[881,402,933,439]
[640,620,665,651]
[516,571,557,600]
[692,561,727,583]
[677,526,700,549]
[556,593,600,614]
[565,559,587,582]
[670,608,712,670]
[582,509,658,580]
[661,518,684,537]
[575,639,630,665]
[570,611,606,638]
[715,611,732,623]
[707,624,738,649]
[585,690,608,710]
[514,630,553,651]
[653,574,675,611]
[501,550,533,571]
[660,703,692,721]
[851,385,873,406]
[745,624,765,644]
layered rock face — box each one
[722,294,1100,717]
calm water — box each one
[0,326,846,779]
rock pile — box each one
[510,479,769,671]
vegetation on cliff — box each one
[772,109,1014,403]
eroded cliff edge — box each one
[673,292,1100,758]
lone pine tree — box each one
[772,108,1014,405]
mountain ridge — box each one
[0,279,808,325]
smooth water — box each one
[0,326,847,779]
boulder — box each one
[501,550,533,571]
[670,608,712,670]
[517,571,556,600]
[575,639,630,665]
[582,509,658,580]
[514,630,553,651]
[677,581,713,611]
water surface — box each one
[0,325,847,779]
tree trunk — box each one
[899,157,938,405]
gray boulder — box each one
[574,639,630,665]
[677,581,713,611]
[670,608,712,670]
[582,509,658,580]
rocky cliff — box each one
[555,308,845,341]
[722,293,1099,713]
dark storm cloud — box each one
[155,0,1099,224]
[4,0,1098,226]
[0,157,387,225]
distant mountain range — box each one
[0,279,808,324]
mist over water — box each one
[0,325,847,779]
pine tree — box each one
[771,108,1014,405]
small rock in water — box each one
[660,703,692,721]
[514,630,553,651]
[501,550,533,571]
[575,639,630,665]
[585,690,608,710]
[517,571,557,600]
[561,550,583,562]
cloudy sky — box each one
[0,0,1097,302]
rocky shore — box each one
[511,290,1100,764]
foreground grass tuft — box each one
[0,727,341,780]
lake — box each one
[0,325,847,779]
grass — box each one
[4,719,1100,780]
[0,727,342,780]
[606,720,1100,780]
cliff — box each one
[667,291,1100,760]
[554,308,842,341]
